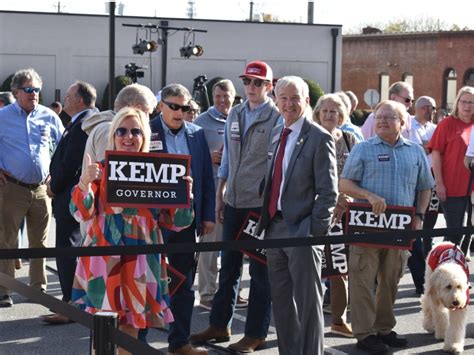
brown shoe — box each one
[41,313,74,325]
[228,336,266,353]
[168,343,208,355]
[15,259,22,270]
[190,325,231,343]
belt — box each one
[5,175,45,190]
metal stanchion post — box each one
[93,311,118,355]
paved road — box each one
[1,218,473,354]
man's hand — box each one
[211,150,222,166]
[0,171,7,187]
[367,193,386,215]
[414,216,423,230]
[201,221,215,235]
[46,181,55,198]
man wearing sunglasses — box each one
[191,61,280,353]
[361,81,414,140]
[150,83,215,355]
[0,68,64,307]
[43,81,99,323]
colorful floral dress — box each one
[69,164,193,329]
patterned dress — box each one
[69,164,193,329]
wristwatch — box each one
[415,212,425,221]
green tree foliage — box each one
[101,75,133,110]
[304,79,325,108]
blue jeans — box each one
[209,205,271,338]
[163,223,197,351]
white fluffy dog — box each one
[421,242,470,354]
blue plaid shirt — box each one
[341,135,434,207]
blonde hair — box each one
[313,93,349,126]
[107,107,151,152]
[451,86,474,119]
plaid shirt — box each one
[341,135,434,206]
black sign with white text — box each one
[236,212,267,264]
[345,203,415,249]
[104,151,191,208]
[237,212,349,278]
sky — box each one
[0,0,472,33]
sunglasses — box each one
[397,94,414,104]
[115,127,143,137]
[242,78,267,87]
[163,100,191,112]
[20,87,41,94]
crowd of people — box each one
[0,64,473,355]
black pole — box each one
[331,28,339,92]
[160,20,169,89]
[108,2,116,110]
[249,1,254,21]
[307,1,314,24]
[93,312,118,355]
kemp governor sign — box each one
[105,151,191,208]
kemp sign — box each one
[345,203,415,249]
[237,212,349,278]
[104,151,191,208]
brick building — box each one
[342,30,474,112]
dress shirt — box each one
[341,135,434,207]
[409,117,437,167]
[277,116,305,210]
[159,116,190,155]
[0,102,63,183]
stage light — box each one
[179,45,204,58]
[132,40,158,55]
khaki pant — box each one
[0,182,51,296]
[198,221,222,301]
[349,245,409,340]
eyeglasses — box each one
[459,100,474,106]
[397,94,414,104]
[19,87,41,94]
[374,115,400,121]
[242,77,268,87]
[162,100,191,112]
[115,127,143,137]
[423,106,436,111]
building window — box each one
[380,73,390,101]
[464,69,474,87]
[403,73,413,87]
[443,68,457,111]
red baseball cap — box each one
[239,61,273,81]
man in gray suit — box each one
[257,76,338,355]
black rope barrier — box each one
[1,226,473,260]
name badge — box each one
[231,133,240,141]
[150,140,163,151]
[231,122,239,132]
[267,151,273,160]
[217,128,225,135]
[378,154,390,162]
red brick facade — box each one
[342,31,474,110]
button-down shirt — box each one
[0,102,64,183]
[160,116,190,155]
[341,135,434,207]
[278,116,305,210]
[409,117,437,167]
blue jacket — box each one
[149,117,215,234]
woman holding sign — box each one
[69,107,193,354]
[429,86,474,254]
[313,94,357,338]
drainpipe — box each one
[331,28,339,92]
